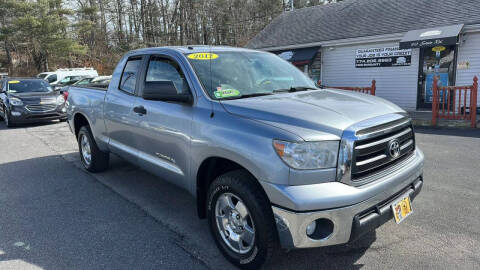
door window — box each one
[120,58,142,94]
[145,57,190,94]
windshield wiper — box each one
[220,92,273,100]
[272,86,317,93]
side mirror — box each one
[142,81,192,103]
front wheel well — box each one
[196,157,268,219]
[73,113,90,138]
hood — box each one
[221,89,404,141]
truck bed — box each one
[67,86,108,143]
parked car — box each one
[66,47,424,269]
[52,75,90,91]
[61,76,112,103]
[75,76,111,88]
[0,78,67,127]
[72,76,111,87]
[37,68,98,85]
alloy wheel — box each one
[215,193,255,254]
[80,134,92,166]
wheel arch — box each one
[195,156,270,219]
[73,112,91,138]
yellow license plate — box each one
[391,195,413,224]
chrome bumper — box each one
[270,149,424,249]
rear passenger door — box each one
[132,54,194,190]
[104,56,144,162]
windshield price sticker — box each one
[187,53,218,60]
[8,80,20,84]
[214,88,240,98]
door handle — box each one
[133,105,147,115]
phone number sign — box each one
[355,47,412,68]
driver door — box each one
[131,54,194,190]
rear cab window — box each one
[119,57,142,94]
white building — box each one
[247,0,480,112]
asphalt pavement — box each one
[0,121,479,270]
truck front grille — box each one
[351,125,415,180]
[26,104,57,112]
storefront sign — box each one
[355,47,412,68]
[399,24,463,49]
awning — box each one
[274,47,320,65]
[399,24,464,49]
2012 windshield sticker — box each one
[214,88,240,98]
[187,53,218,60]
[8,80,20,84]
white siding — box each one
[322,41,419,111]
[456,32,480,105]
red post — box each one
[432,76,438,126]
[472,76,478,128]
[371,80,376,96]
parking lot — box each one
[0,121,479,270]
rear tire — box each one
[207,170,278,269]
[78,126,109,172]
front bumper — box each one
[268,149,424,249]
[9,104,67,123]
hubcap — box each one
[215,193,255,254]
[80,135,92,166]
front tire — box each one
[207,170,278,269]
[78,126,109,172]
[3,110,14,128]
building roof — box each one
[247,0,480,50]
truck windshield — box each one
[7,80,53,93]
[185,51,317,100]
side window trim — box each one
[118,55,143,95]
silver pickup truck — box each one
[66,46,424,269]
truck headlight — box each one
[10,97,23,106]
[56,95,65,105]
[273,140,339,169]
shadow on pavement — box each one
[414,126,480,138]
[0,154,208,270]
[0,120,62,130]
[0,151,376,269]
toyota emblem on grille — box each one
[387,139,401,159]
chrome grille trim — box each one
[337,113,415,187]
[356,154,387,166]
[25,104,57,112]
[400,140,413,150]
[355,128,412,150]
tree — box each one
[0,0,340,75]
[1,0,86,73]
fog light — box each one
[306,221,316,236]
[11,112,21,116]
